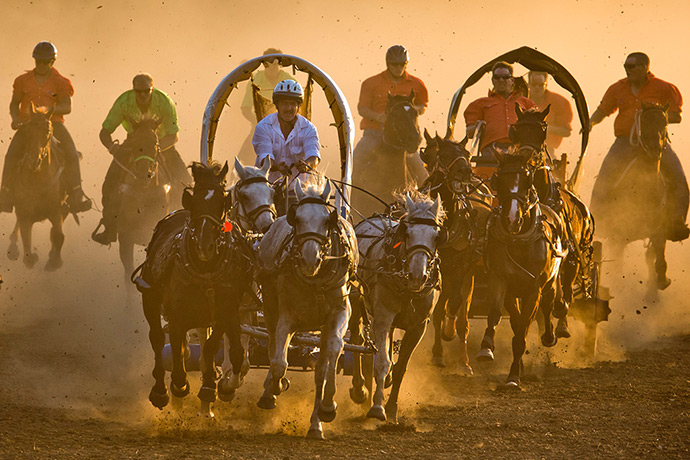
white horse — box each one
[349,191,443,423]
[256,177,358,439]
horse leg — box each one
[651,236,671,290]
[257,305,279,410]
[18,219,38,268]
[168,324,190,400]
[455,272,475,375]
[555,259,577,338]
[386,318,429,424]
[477,277,505,362]
[7,220,19,260]
[540,281,558,348]
[348,296,369,404]
[268,317,293,397]
[309,307,348,439]
[45,213,64,271]
[143,291,168,409]
[218,301,245,401]
[118,236,135,286]
[430,293,448,367]
[505,292,540,387]
[367,308,395,421]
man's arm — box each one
[9,93,21,129]
[358,106,385,124]
[669,111,682,124]
[53,95,71,116]
[99,128,120,155]
[589,108,607,130]
[160,133,178,152]
[547,124,571,138]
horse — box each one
[510,104,595,337]
[255,177,357,439]
[418,130,493,374]
[135,159,275,415]
[113,117,172,283]
[348,191,442,423]
[351,91,424,219]
[6,104,68,271]
[478,149,567,387]
[591,102,673,291]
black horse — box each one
[136,160,274,415]
[419,130,493,373]
[510,104,595,337]
[591,102,673,291]
[478,150,568,387]
[351,91,424,219]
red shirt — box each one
[533,89,573,150]
[13,67,74,123]
[464,91,535,151]
[358,70,429,131]
[598,72,682,137]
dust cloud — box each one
[1,0,690,432]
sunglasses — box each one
[388,62,407,67]
[492,74,512,80]
[624,63,641,70]
[134,87,153,94]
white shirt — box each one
[252,113,320,184]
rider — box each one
[0,41,91,213]
[93,73,191,245]
[353,45,429,181]
[527,71,573,155]
[252,79,320,213]
[464,62,535,163]
[589,52,689,241]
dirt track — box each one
[1,297,689,460]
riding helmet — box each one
[272,80,304,104]
[32,41,58,60]
[386,45,409,64]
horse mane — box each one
[299,173,327,198]
[394,187,445,221]
[190,161,226,188]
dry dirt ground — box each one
[1,291,689,460]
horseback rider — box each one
[93,73,191,245]
[0,41,91,214]
[353,45,429,182]
[253,79,320,214]
[464,62,535,164]
[527,71,573,156]
[589,52,690,241]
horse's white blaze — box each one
[508,178,520,224]
[205,189,215,200]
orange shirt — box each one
[598,72,682,137]
[358,70,429,131]
[464,91,535,151]
[13,67,74,123]
[533,89,573,150]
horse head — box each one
[232,157,276,233]
[182,161,229,263]
[21,103,54,173]
[287,177,337,278]
[124,115,163,188]
[637,101,669,164]
[398,191,442,292]
[510,103,549,152]
[383,90,422,153]
[493,149,537,234]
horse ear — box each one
[408,89,415,101]
[182,189,193,210]
[234,157,247,180]
[424,128,433,144]
[294,179,305,202]
[541,104,551,119]
[321,180,331,202]
[459,135,469,149]
[431,195,441,218]
[494,149,505,165]
[515,102,525,118]
[260,156,271,175]
[219,161,229,181]
[405,193,415,213]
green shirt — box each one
[241,70,294,108]
[102,88,179,137]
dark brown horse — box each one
[592,102,672,291]
[6,104,67,271]
[510,104,595,337]
[419,131,493,374]
[115,117,172,283]
[478,150,567,387]
[351,91,424,219]
[135,160,274,416]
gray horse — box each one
[256,177,357,439]
[349,191,443,423]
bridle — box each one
[383,99,420,151]
[231,175,277,232]
[630,107,668,157]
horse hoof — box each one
[384,402,398,423]
[555,323,571,339]
[657,277,671,290]
[257,394,276,410]
[431,356,446,368]
[23,253,38,269]
[306,428,325,440]
[170,380,190,398]
[197,386,216,403]
[441,317,457,341]
[217,379,237,402]
[44,257,63,272]
[7,245,19,261]
[318,401,337,423]
[149,388,169,409]
[367,405,387,421]
[541,333,558,347]
[476,348,495,362]
[459,365,474,376]
[501,379,522,391]
[349,386,369,404]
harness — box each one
[227,175,277,233]
[382,100,419,152]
